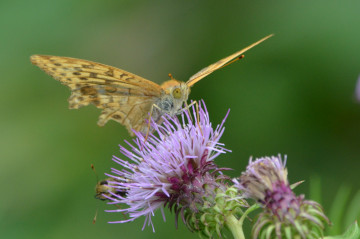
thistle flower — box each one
[104,101,247,236]
[236,155,330,239]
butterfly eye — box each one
[173,88,182,99]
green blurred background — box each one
[1,1,360,238]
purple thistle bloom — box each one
[104,101,232,232]
[236,155,330,239]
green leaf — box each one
[328,184,352,234]
[344,190,360,228]
[324,221,360,239]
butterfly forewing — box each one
[30,55,163,135]
[186,34,273,87]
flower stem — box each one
[225,214,245,239]
[226,204,261,239]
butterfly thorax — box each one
[158,80,190,116]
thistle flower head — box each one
[236,155,289,203]
[104,101,242,234]
[236,155,330,239]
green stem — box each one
[226,204,260,239]
[226,214,245,239]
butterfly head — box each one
[161,79,190,103]
[158,78,191,116]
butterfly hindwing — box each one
[31,55,163,135]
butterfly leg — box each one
[194,100,203,136]
[181,100,203,136]
[144,103,162,143]
[184,101,194,123]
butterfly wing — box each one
[186,34,273,87]
[31,55,163,136]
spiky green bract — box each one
[185,186,248,238]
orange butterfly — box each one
[31,34,272,136]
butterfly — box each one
[31,34,272,136]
